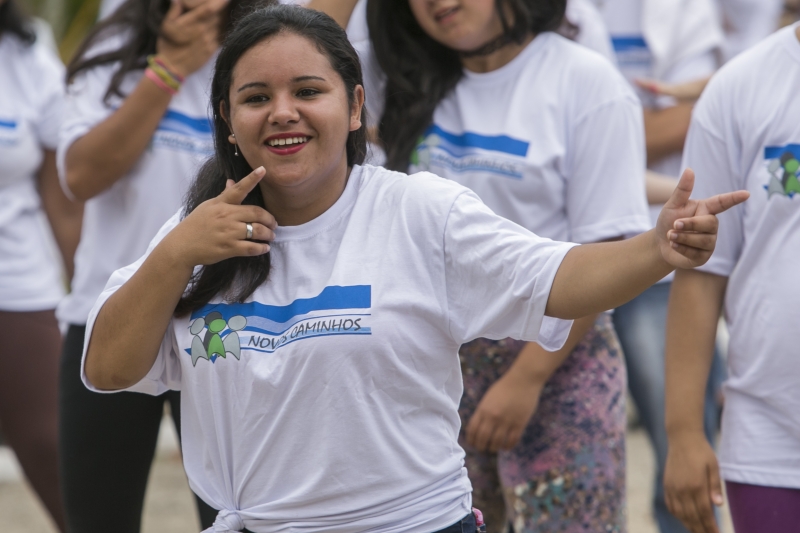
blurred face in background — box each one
[408,0,506,52]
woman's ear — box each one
[219,100,236,143]
[349,84,365,132]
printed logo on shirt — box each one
[411,124,529,179]
[152,109,214,155]
[186,285,372,365]
[764,144,800,198]
[0,118,19,146]
[611,36,652,69]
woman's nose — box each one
[269,92,300,124]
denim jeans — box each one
[613,282,723,533]
[433,512,478,533]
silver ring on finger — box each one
[245,222,253,240]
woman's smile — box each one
[264,132,311,155]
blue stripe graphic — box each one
[765,144,800,160]
[0,119,17,129]
[157,109,212,136]
[424,124,529,157]
[190,285,372,322]
[611,36,648,52]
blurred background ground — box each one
[0,412,733,533]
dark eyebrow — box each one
[236,76,326,92]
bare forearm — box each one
[665,270,726,437]
[646,170,678,205]
[507,315,596,384]
[643,103,693,164]
[85,242,193,390]
[306,0,360,27]
[38,150,83,279]
[65,76,172,200]
[546,230,672,319]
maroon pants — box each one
[727,481,800,533]
[0,309,66,531]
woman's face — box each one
[408,0,504,51]
[225,32,363,195]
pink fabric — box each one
[726,481,800,533]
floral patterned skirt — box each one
[458,314,627,533]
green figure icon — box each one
[780,152,800,196]
[189,312,247,366]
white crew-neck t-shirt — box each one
[57,34,215,325]
[683,24,800,488]
[400,32,650,245]
[82,165,577,532]
[0,29,66,311]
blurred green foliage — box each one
[18,0,102,61]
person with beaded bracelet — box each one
[57,0,266,531]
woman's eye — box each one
[297,88,319,97]
[245,94,269,103]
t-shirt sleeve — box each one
[57,63,119,198]
[566,93,651,243]
[81,211,185,396]
[32,39,65,150]
[443,190,577,350]
[682,98,743,277]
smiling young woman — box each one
[80,5,745,533]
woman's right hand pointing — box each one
[165,167,276,270]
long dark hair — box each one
[66,0,265,102]
[367,0,566,171]
[174,4,368,315]
[0,0,36,45]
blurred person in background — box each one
[664,19,800,533]
[0,0,82,531]
[312,0,653,531]
[57,0,265,530]
[714,0,783,62]
[590,0,725,532]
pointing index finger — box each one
[219,166,266,205]
[700,189,750,216]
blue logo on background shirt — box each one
[0,118,19,146]
[152,109,214,155]
[186,285,372,364]
[412,124,529,179]
[611,35,652,68]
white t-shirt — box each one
[683,24,800,489]
[56,34,215,324]
[0,29,66,311]
[396,33,650,245]
[82,165,577,532]
[565,0,616,63]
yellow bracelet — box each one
[146,55,182,91]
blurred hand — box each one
[636,76,711,102]
[163,166,276,270]
[656,168,749,270]
[664,431,724,533]
[157,0,229,77]
[466,373,543,452]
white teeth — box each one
[268,136,308,147]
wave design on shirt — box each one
[412,124,529,179]
[764,144,800,198]
[0,118,19,146]
[185,285,372,364]
[611,36,652,67]
[152,109,214,155]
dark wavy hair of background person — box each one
[66,0,267,102]
[0,0,36,46]
[367,0,567,171]
[174,4,368,315]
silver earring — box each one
[234,144,239,156]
